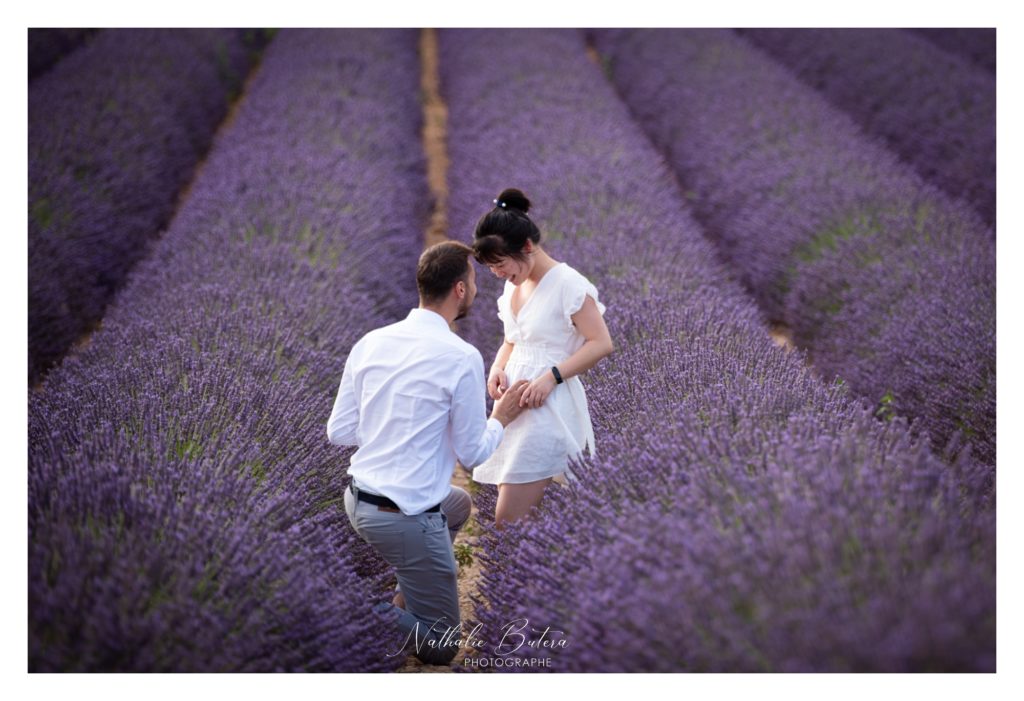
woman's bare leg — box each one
[495,477,553,528]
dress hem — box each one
[471,466,579,486]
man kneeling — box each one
[327,241,529,665]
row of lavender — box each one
[738,28,995,226]
[28,28,97,80]
[911,28,996,74]
[589,29,996,468]
[440,29,994,672]
[28,29,426,671]
[28,29,266,386]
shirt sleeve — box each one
[326,351,360,446]
[450,350,504,468]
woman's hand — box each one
[488,366,509,400]
[520,370,557,408]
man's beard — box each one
[454,298,471,321]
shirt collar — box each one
[407,307,453,332]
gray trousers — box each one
[344,483,471,665]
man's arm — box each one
[327,353,359,446]
[450,352,528,468]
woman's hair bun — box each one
[496,188,531,214]
[475,187,541,261]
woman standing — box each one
[471,188,614,526]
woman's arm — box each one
[488,339,515,399]
[520,296,614,408]
[558,296,614,379]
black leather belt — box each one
[349,483,440,513]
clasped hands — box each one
[488,367,557,409]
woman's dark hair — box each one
[472,188,541,265]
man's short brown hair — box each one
[417,240,473,304]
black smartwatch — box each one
[551,366,564,384]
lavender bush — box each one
[440,28,994,672]
[910,28,996,74]
[28,28,97,80]
[738,28,995,226]
[29,29,261,386]
[589,29,995,467]
[29,29,427,671]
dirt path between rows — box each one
[396,28,482,674]
[769,322,795,351]
[397,31,797,673]
[421,28,450,250]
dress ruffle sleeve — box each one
[496,292,508,325]
[496,282,521,342]
[562,269,606,329]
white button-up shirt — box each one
[327,308,504,515]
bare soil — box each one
[421,28,449,249]
[396,32,798,673]
[769,322,795,351]
[396,28,480,674]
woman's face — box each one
[487,255,531,285]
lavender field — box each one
[590,29,996,469]
[27,28,996,672]
[28,28,268,385]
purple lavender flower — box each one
[29,29,427,671]
[29,29,260,385]
[28,28,97,80]
[738,28,995,226]
[590,28,995,467]
[910,28,996,74]
[439,28,993,672]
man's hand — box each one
[491,380,530,427]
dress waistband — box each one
[508,343,560,366]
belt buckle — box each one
[377,505,401,513]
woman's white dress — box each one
[472,262,606,485]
